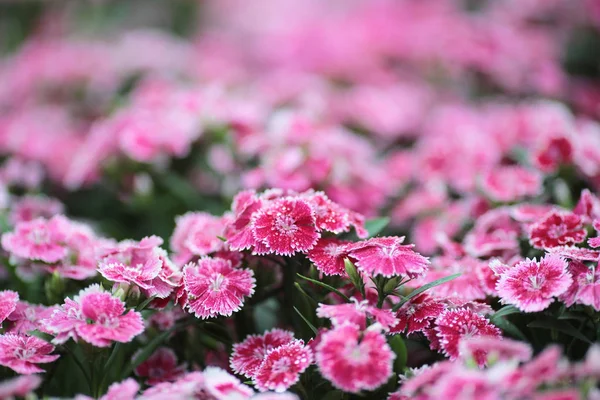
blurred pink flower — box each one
[253,339,313,392]
[0,333,59,374]
[230,328,295,379]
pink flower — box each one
[317,298,398,331]
[0,375,42,399]
[99,236,181,298]
[252,393,299,400]
[225,190,264,251]
[574,189,600,222]
[135,347,186,385]
[533,136,573,173]
[253,339,313,392]
[496,254,572,312]
[183,257,255,319]
[203,366,255,398]
[170,212,229,265]
[43,284,144,347]
[6,301,56,334]
[316,324,395,393]
[9,195,64,225]
[479,166,542,202]
[252,197,319,256]
[0,333,59,374]
[1,216,68,263]
[307,238,351,276]
[458,336,532,365]
[390,294,446,335]
[302,191,351,234]
[0,290,18,325]
[560,261,600,310]
[588,219,600,248]
[100,379,140,400]
[546,246,600,261]
[230,329,295,379]
[348,236,429,278]
[434,308,501,364]
[528,211,587,249]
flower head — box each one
[458,336,532,366]
[230,329,295,379]
[170,212,229,265]
[349,236,429,278]
[135,347,186,385]
[316,324,395,393]
[253,340,313,392]
[183,257,255,319]
[252,198,319,256]
[528,211,586,249]
[560,261,600,310]
[0,290,18,325]
[390,294,446,335]
[1,216,68,263]
[0,333,59,374]
[480,166,542,202]
[317,298,398,331]
[496,254,572,312]
[0,375,42,399]
[307,238,351,276]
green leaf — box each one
[392,273,461,312]
[490,305,521,321]
[296,274,350,302]
[136,295,157,311]
[293,306,319,336]
[294,282,319,306]
[493,318,528,341]
[528,318,592,344]
[365,217,390,238]
[389,335,408,374]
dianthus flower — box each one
[225,190,264,252]
[134,347,186,385]
[252,197,319,256]
[43,284,144,347]
[348,236,429,278]
[230,329,295,379]
[170,212,230,265]
[307,238,351,276]
[496,254,572,312]
[0,290,18,325]
[9,195,64,225]
[203,367,255,398]
[99,236,181,298]
[560,260,600,310]
[390,294,446,335]
[1,216,68,263]
[183,257,255,319]
[77,378,140,400]
[0,333,59,374]
[480,166,542,202]
[528,211,586,249]
[6,301,56,334]
[316,298,398,331]
[316,324,395,393]
[253,339,313,392]
[301,191,351,233]
[0,375,42,399]
[588,219,600,248]
[458,336,532,365]
[434,308,501,364]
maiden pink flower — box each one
[1,216,68,263]
[0,375,42,399]
[43,284,144,347]
[230,329,295,379]
[317,299,398,331]
[253,340,313,392]
[6,301,56,334]
[528,211,586,249]
[316,324,395,393]
[135,347,186,385]
[560,261,600,310]
[0,290,18,325]
[170,212,229,265]
[302,191,351,234]
[306,238,351,276]
[9,195,64,225]
[203,366,255,398]
[496,254,572,312]
[252,197,319,256]
[588,219,600,248]
[348,236,429,278]
[183,257,255,319]
[225,190,264,252]
[390,294,446,335]
[479,166,542,202]
[434,308,501,364]
[0,333,59,374]
[458,336,532,365]
[77,378,140,400]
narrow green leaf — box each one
[293,306,319,336]
[136,295,157,312]
[296,274,350,302]
[389,335,408,374]
[528,318,592,344]
[490,305,521,321]
[365,217,390,238]
[294,282,319,306]
[493,318,528,341]
[392,273,461,312]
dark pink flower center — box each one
[271,357,291,373]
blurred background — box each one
[0,0,599,249]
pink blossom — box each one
[99,236,181,298]
[348,236,429,278]
[533,136,573,173]
[101,379,140,400]
[170,212,229,265]
[573,189,600,222]
[0,375,42,399]
[252,197,319,256]
[496,254,572,312]
[390,294,446,335]
[230,329,295,379]
[203,366,255,398]
[528,211,587,249]
[0,333,59,374]
[434,308,501,364]
[43,284,144,347]
[560,261,600,310]
[253,339,313,392]
[458,336,532,365]
[316,324,395,393]
[546,246,600,262]
[430,370,497,400]
[135,347,186,385]
[1,216,68,263]
[225,190,264,251]
[9,195,64,225]
[301,191,351,234]
[307,238,351,276]
[183,257,255,319]
[6,301,56,334]
[317,298,398,331]
[0,290,18,325]
[589,219,600,248]
[479,166,542,202]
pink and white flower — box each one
[170,212,230,265]
[390,294,446,335]
[1,216,68,263]
[479,166,542,202]
[135,347,186,385]
[253,339,313,392]
[528,211,587,249]
[0,333,59,374]
[230,329,295,379]
[183,257,255,319]
[306,238,351,276]
[0,375,42,399]
[317,298,398,331]
[560,260,600,311]
[0,290,18,325]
